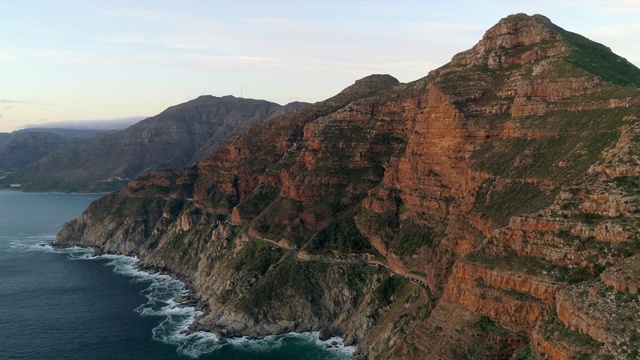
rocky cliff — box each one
[55,14,640,359]
[2,96,307,192]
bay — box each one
[0,190,351,360]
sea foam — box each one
[66,250,218,357]
[16,239,355,359]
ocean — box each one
[0,190,352,360]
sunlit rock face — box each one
[55,13,640,359]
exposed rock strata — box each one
[55,13,640,359]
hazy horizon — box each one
[13,116,146,132]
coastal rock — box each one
[54,13,640,359]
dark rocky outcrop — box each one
[55,14,640,359]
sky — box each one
[1,0,639,132]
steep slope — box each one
[55,14,640,359]
[0,130,99,171]
[0,133,11,143]
[2,96,306,192]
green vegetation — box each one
[574,212,605,225]
[566,266,599,284]
[237,259,325,318]
[611,176,640,194]
[231,238,282,274]
[163,198,186,218]
[470,138,532,175]
[474,181,554,227]
[251,198,303,240]
[235,185,280,219]
[308,208,376,253]
[375,276,405,307]
[389,219,437,257]
[558,27,640,87]
[357,208,400,243]
[370,131,407,160]
[538,312,601,355]
[237,259,371,319]
[196,183,236,212]
[466,249,599,283]
[470,104,633,186]
[511,345,532,360]
[118,196,164,217]
[472,315,512,337]
[451,339,496,360]
[357,208,438,257]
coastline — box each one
[51,242,356,358]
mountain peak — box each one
[451,13,567,69]
[338,74,399,97]
[481,13,557,49]
[444,13,640,87]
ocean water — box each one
[0,190,352,360]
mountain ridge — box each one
[2,96,308,192]
[54,14,640,359]
[0,130,105,174]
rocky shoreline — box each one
[53,241,360,359]
[54,215,386,358]
[53,13,640,359]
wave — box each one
[227,332,355,357]
[14,241,355,359]
[7,235,58,253]
[66,251,218,357]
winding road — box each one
[247,227,431,289]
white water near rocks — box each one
[0,194,355,359]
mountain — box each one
[16,128,116,137]
[54,14,640,359]
[0,130,104,173]
[21,116,145,131]
[1,96,308,192]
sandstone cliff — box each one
[55,13,640,359]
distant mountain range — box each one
[21,116,145,131]
[0,129,106,173]
[0,96,308,192]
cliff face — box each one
[55,14,640,359]
[3,96,307,192]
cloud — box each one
[0,99,25,104]
[591,0,640,14]
[0,48,84,64]
[0,100,54,116]
[22,116,146,130]
[97,7,240,52]
[0,99,51,105]
[97,34,152,44]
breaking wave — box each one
[11,239,354,358]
